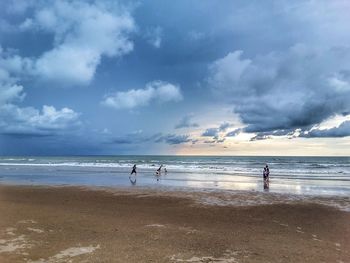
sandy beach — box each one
[0,185,349,263]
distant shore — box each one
[0,184,349,262]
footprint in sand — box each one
[145,224,166,228]
[335,243,341,251]
[296,226,304,234]
[170,250,239,263]
[5,227,16,236]
[27,245,100,263]
[18,220,37,224]
[27,228,44,234]
[312,234,322,242]
[178,226,198,235]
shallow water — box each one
[0,156,349,196]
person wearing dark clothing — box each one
[263,165,270,180]
[156,165,163,175]
[263,164,270,190]
[130,164,137,175]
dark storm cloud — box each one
[250,134,271,141]
[209,45,350,136]
[219,122,231,131]
[110,132,162,145]
[201,122,232,137]
[111,132,194,145]
[248,129,297,141]
[300,121,350,138]
[226,128,241,137]
[155,134,192,145]
[203,138,225,144]
[201,128,218,137]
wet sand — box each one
[0,185,349,263]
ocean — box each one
[0,156,349,196]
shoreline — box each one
[0,184,349,262]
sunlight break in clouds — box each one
[102,81,183,110]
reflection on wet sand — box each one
[264,179,269,191]
[129,176,137,185]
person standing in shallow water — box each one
[263,164,270,180]
[130,164,137,175]
[263,164,270,190]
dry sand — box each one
[0,185,349,262]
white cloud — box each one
[0,0,134,137]
[7,0,136,86]
[0,48,80,136]
[0,62,26,106]
[0,83,25,106]
[102,80,183,110]
[0,104,80,136]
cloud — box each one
[208,45,350,135]
[110,132,193,145]
[226,128,241,137]
[201,128,218,137]
[0,68,25,105]
[102,80,183,110]
[300,121,350,138]
[6,0,136,86]
[219,122,231,131]
[0,47,80,137]
[0,104,80,136]
[175,114,199,129]
[155,134,192,145]
[110,131,160,145]
[145,26,162,48]
[201,122,232,137]
[201,122,235,143]
[250,134,271,141]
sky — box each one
[1,0,350,156]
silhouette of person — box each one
[129,175,136,185]
[156,165,163,175]
[263,164,270,191]
[130,164,137,175]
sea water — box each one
[0,156,349,196]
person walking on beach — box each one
[130,164,137,175]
